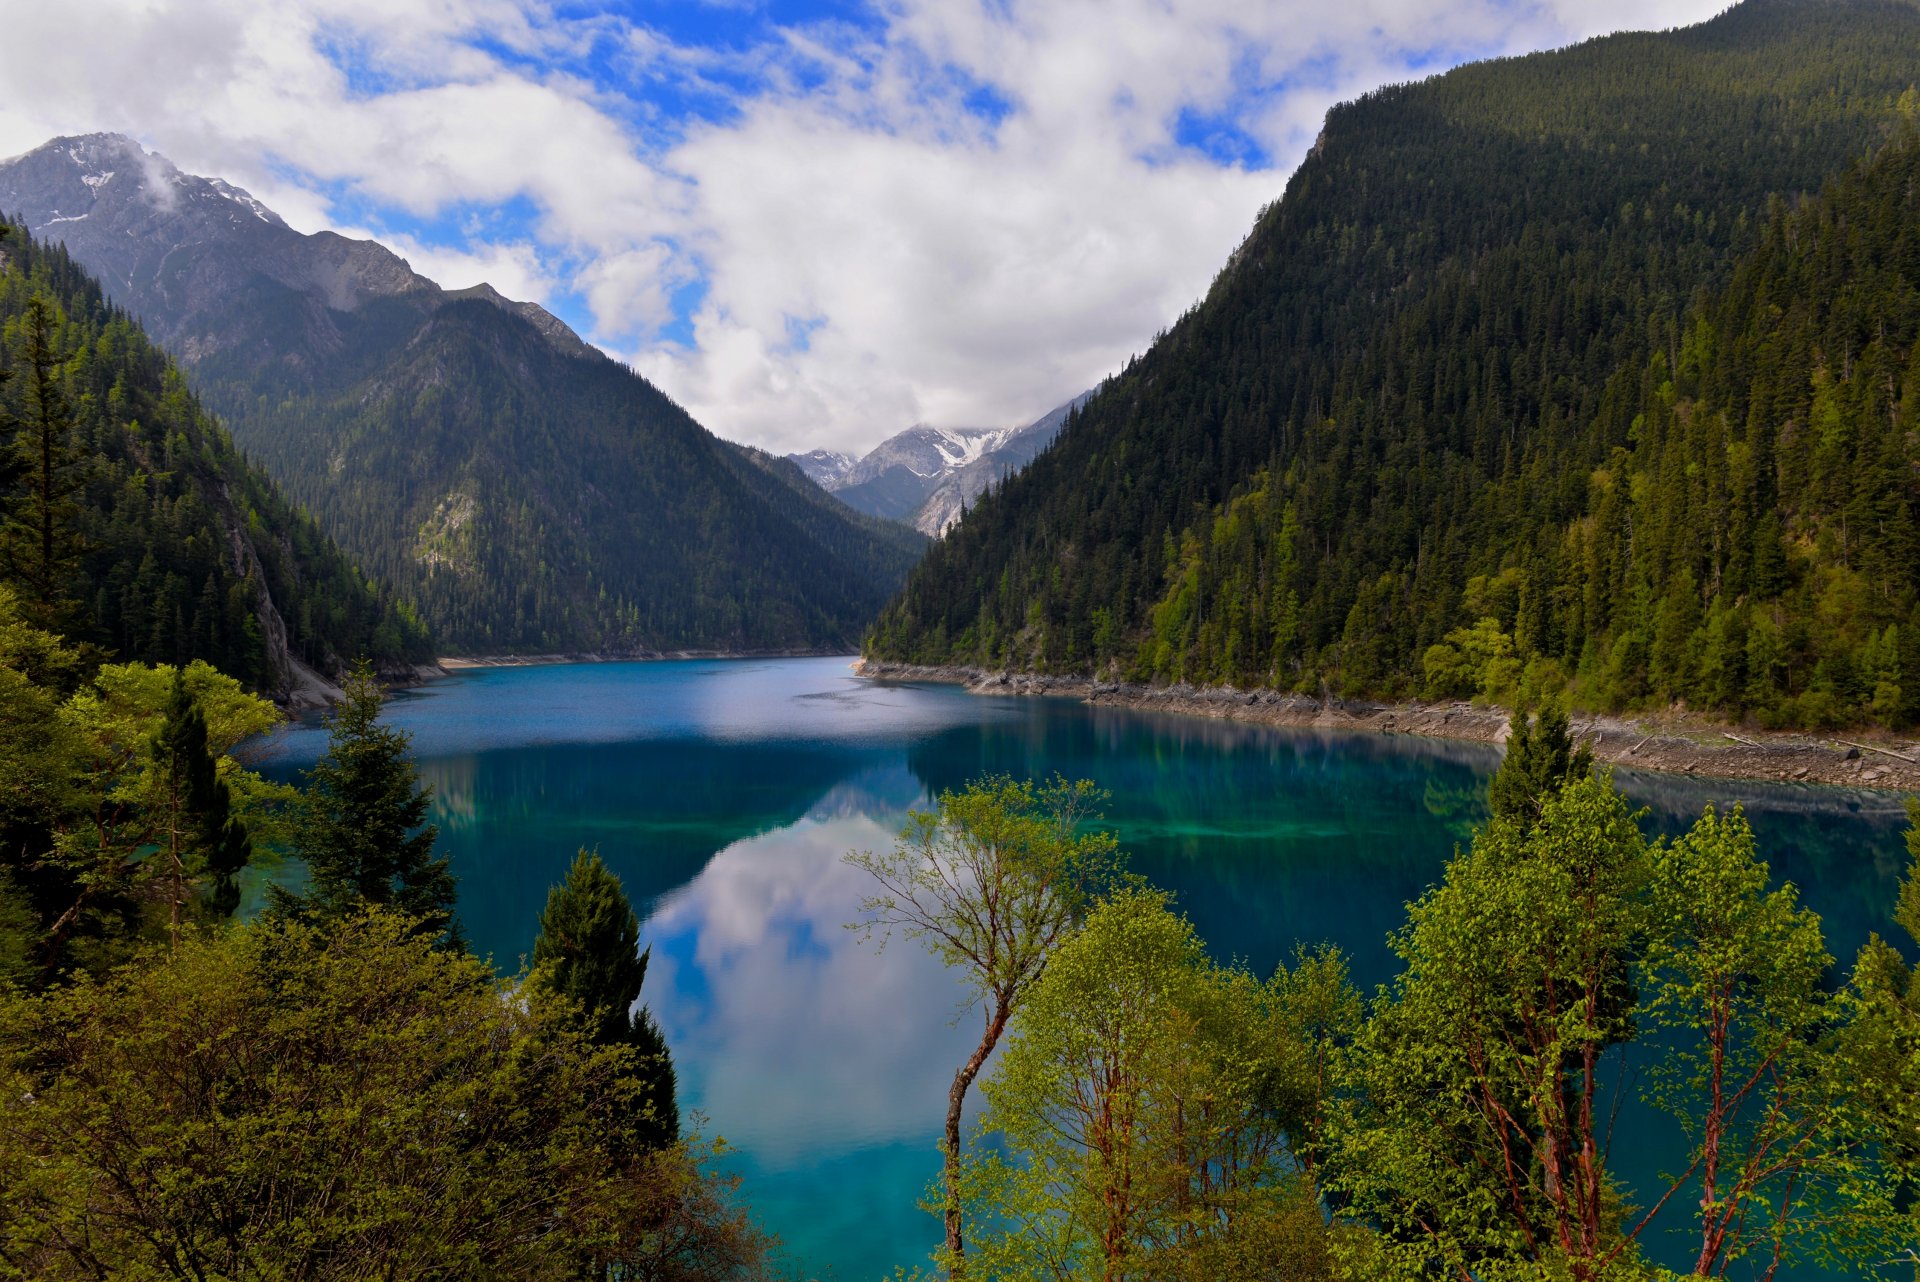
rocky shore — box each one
[854,661,1920,793]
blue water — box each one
[238,656,1916,1280]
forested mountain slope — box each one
[868,0,1920,729]
[0,223,431,697]
[0,135,925,655]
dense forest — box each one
[0,221,431,691]
[869,0,1920,730]
[193,296,927,653]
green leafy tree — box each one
[958,887,1337,1282]
[1640,806,1878,1278]
[1336,775,1651,1280]
[278,662,458,946]
[530,849,678,1152]
[847,775,1121,1273]
[6,642,284,982]
[0,910,772,1282]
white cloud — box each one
[0,0,1731,455]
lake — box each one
[242,656,1916,1281]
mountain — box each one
[791,394,1089,537]
[0,134,925,656]
[912,393,1095,538]
[868,0,1920,732]
[0,220,432,702]
[788,449,859,489]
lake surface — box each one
[242,656,1916,1281]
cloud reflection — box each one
[644,811,987,1168]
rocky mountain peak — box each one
[0,133,586,357]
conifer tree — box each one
[1,295,86,629]
[277,663,458,946]
[149,668,251,943]
[530,849,678,1151]
[1487,702,1593,826]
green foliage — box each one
[958,887,1338,1282]
[1487,703,1593,826]
[184,284,924,655]
[847,774,1123,1266]
[0,295,85,630]
[0,582,290,984]
[0,220,431,688]
[0,910,774,1282]
[1335,776,1652,1280]
[1638,805,1876,1277]
[147,666,253,940]
[531,849,679,1152]
[869,3,1920,731]
[276,662,457,946]
[1332,776,1896,1280]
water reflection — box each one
[245,659,1915,1281]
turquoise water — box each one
[241,657,1916,1281]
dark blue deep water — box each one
[239,657,1915,1280]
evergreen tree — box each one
[277,663,457,947]
[1,295,85,629]
[148,667,251,943]
[530,849,678,1151]
[1487,703,1593,827]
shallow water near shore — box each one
[242,656,1914,1281]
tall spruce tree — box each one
[277,663,457,947]
[1487,703,1593,827]
[530,850,678,1152]
[1,295,85,629]
[148,668,251,943]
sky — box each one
[0,0,1731,456]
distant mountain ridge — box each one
[0,134,925,656]
[789,393,1090,536]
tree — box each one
[277,662,458,946]
[1840,803,1920,1276]
[147,667,251,944]
[1640,806,1873,1278]
[846,775,1121,1272]
[531,849,678,1152]
[959,887,1336,1282]
[1487,702,1593,826]
[1334,776,1900,1280]
[0,910,772,1282]
[0,295,86,628]
[1336,775,1651,1280]
[20,653,284,982]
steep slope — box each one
[869,0,1920,729]
[0,222,432,700]
[0,135,925,655]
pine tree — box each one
[277,663,458,946]
[1,296,86,628]
[1487,702,1593,827]
[148,667,251,944]
[530,850,678,1152]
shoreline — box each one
[854,661,1920,793]
[436,647,856,671]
